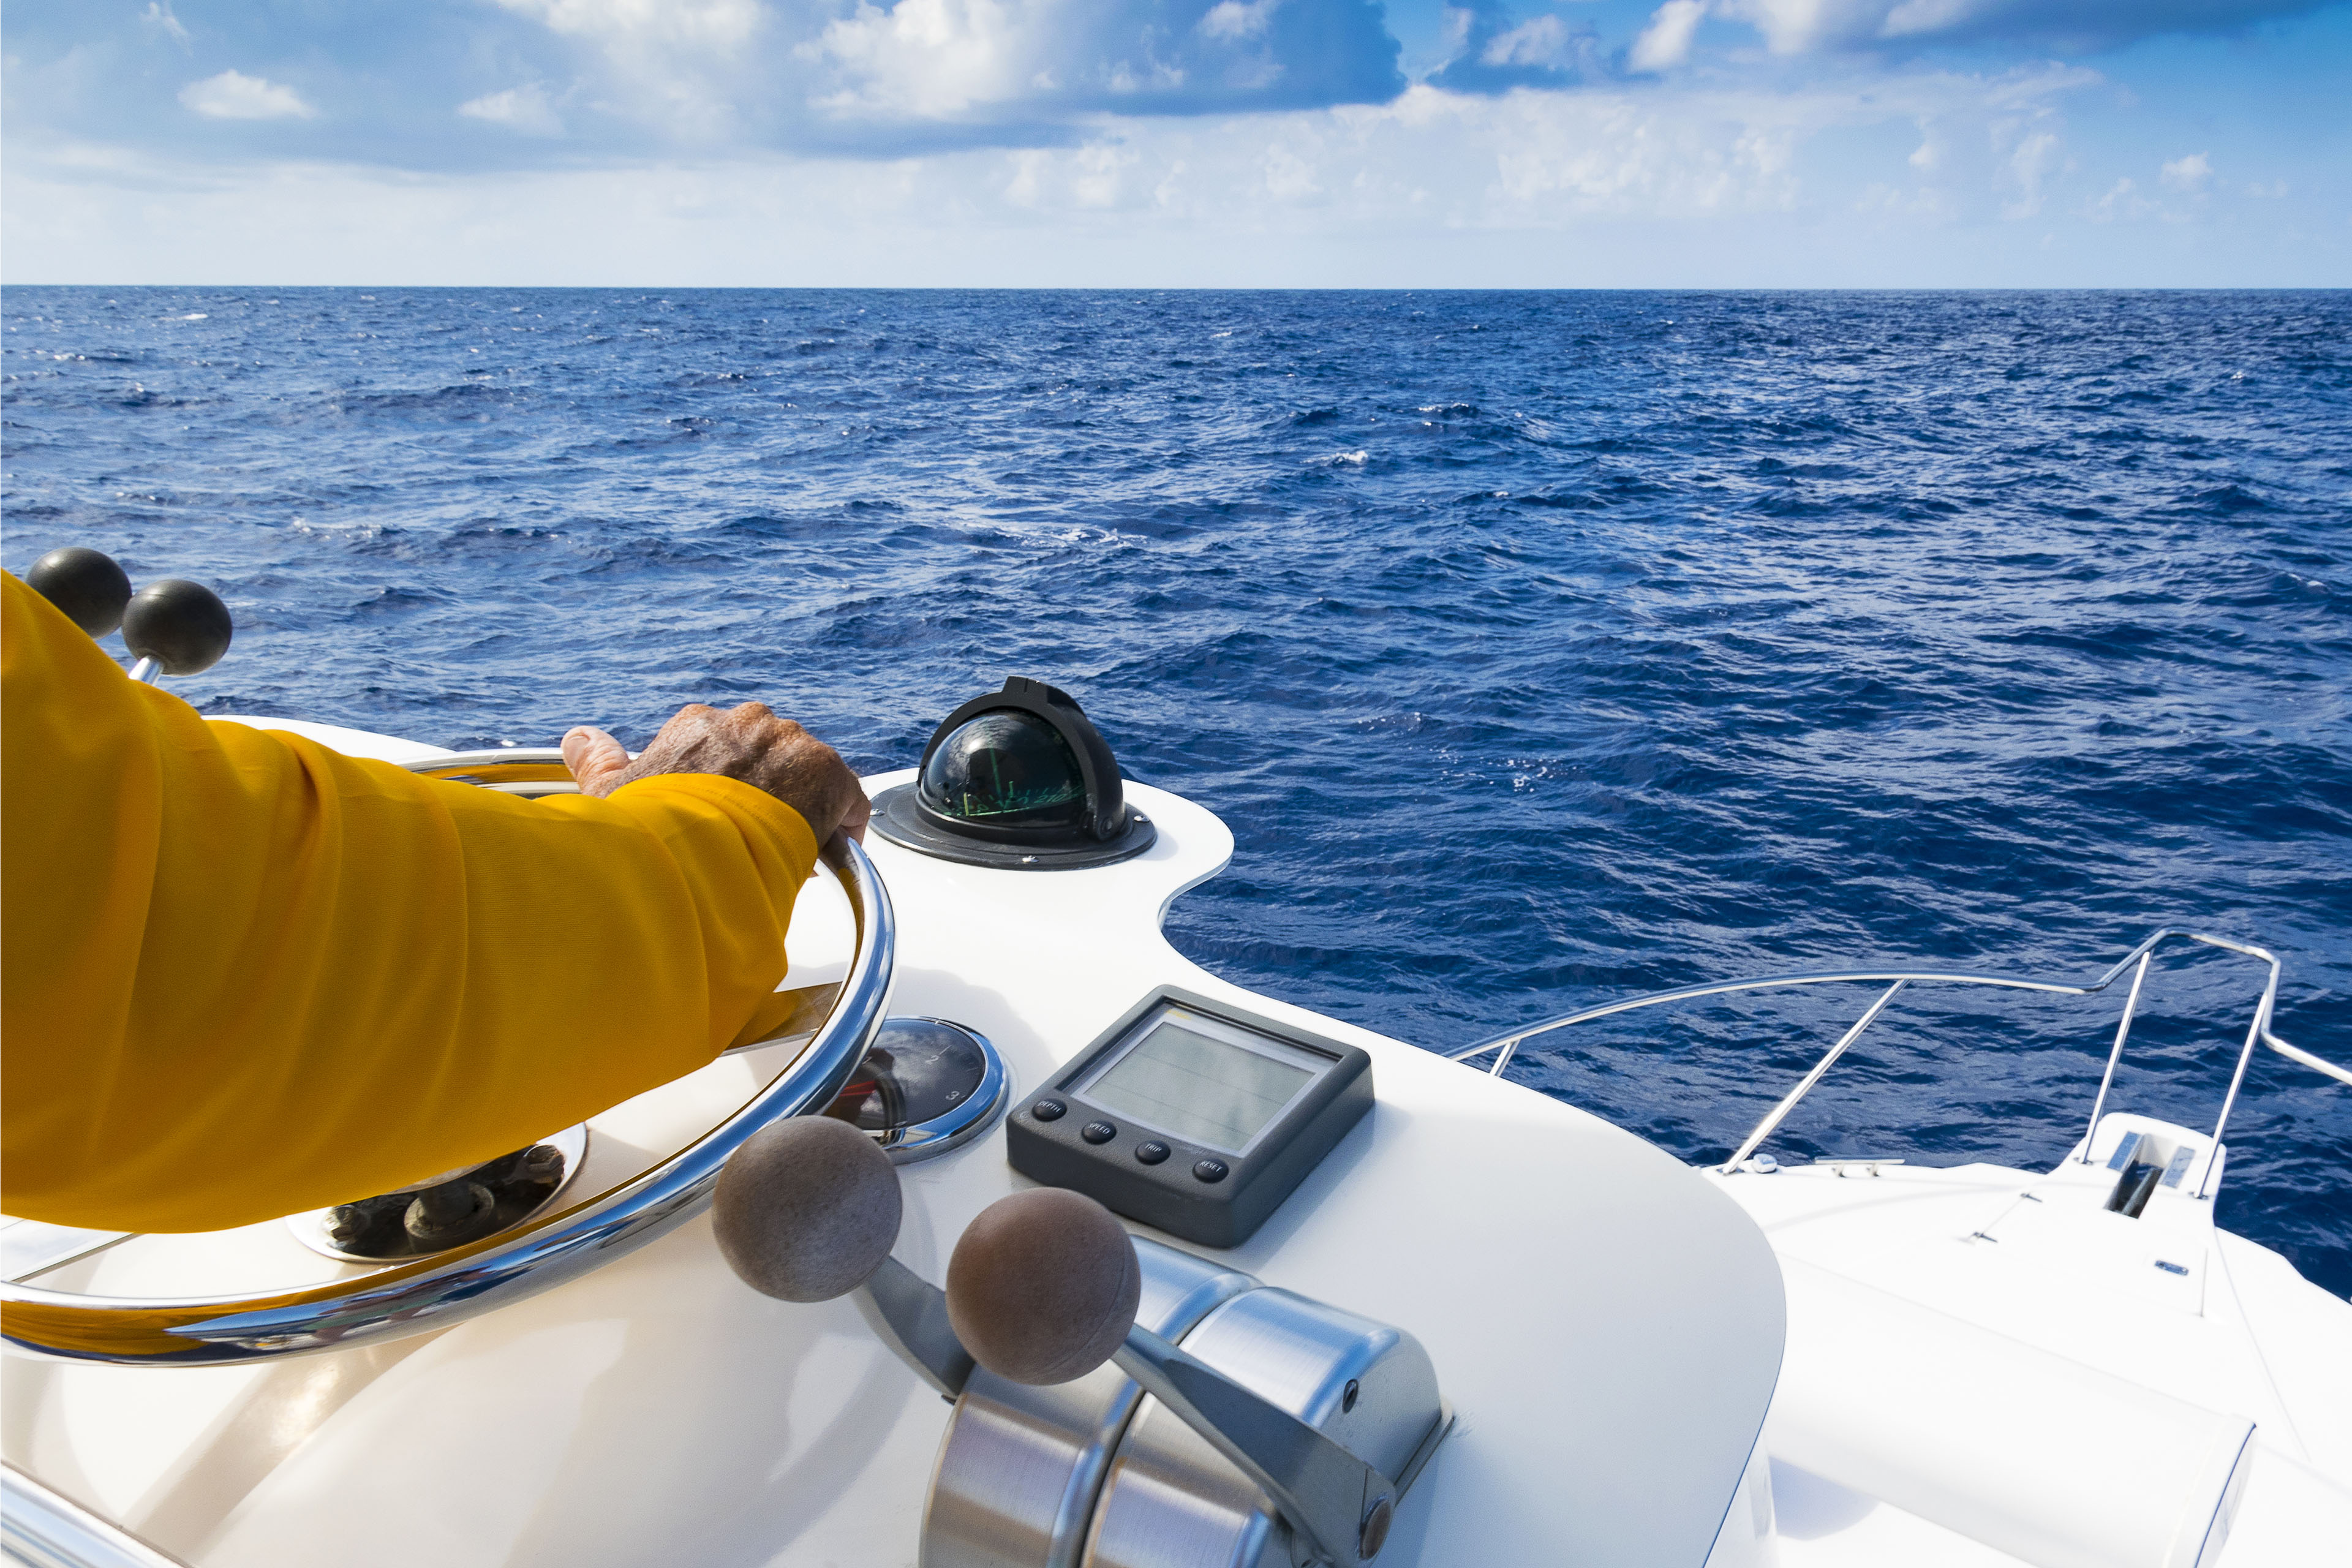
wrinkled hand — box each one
[562,703,870,845]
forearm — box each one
[4,574,821,1230]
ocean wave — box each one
[4,285,2346,1293]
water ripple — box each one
[6,287,2347,1291]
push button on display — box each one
[1031,1099,1066,1122]
[1002,990,1374,1248]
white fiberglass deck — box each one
[4,738,1784,1567]
[1720,1147,2352,1568]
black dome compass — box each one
[872,677,1156,870]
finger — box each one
[561,726,632,797]
[839,789,872,845]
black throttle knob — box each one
[26,547,134,638]
[122,578,234,676]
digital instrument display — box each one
[1080,1019,1317,1155]
[1009,987,1375,1247]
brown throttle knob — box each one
[944,1187,1141,1386]
[712,1114,902,1302]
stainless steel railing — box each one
[0,832,893,1366]
[1,1464,190,1568]
[1452,929,2348,1198]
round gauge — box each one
[873,677,1157,870]
[918,710,1090,832]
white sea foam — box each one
[1329,450,1368,466]
[178,312,208,321]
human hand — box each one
[562,704,871,845]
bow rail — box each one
[1452,930,2348,1199]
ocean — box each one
[5,287,2346,1294]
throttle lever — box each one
[1114,1322,1400,1564]
[946,1187,1412,1564]
[712,1127,1422,1562]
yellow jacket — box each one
[1,571,821,1233]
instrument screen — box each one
[1077,1011,1319,1155]
[1009,987,1375,1248]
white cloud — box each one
[1262,140,1321,201]
[179,70,317,121]
[1200,0,1278,40]
[7,52,2142,285]
[460,85,566,137]
[1072,141,1137,205]
[12,50,2299,291]
[496,0,763,50]
[1717,0,2310,53]
[812,0,1058,119]
[1630,0,1709,71]
[1481,15,1574,67]
[2087,175,2154,221]
[1879,0,1982,38]
[496,0,764,138]
[2160,151,2211,190]
[1720,0,1894,55]
[1999,127,2060,217]
[141,2,190,44]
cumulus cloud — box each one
[2087,174,2154,222]
[1200,0,1278,40]
[461,84,565,136]
[1719,0,2330,53]
[1428,1,1601,93]
[1997,127,2062,217]
[26,42,2292,288]
[2160,150,2211,190]
[179,70,317,121]
[447,0,1406,149]
[1630,0,1708,71]
[0,0,2318,186]
[941,64,2096,232]
[141,2,191,45]
[488,0,766,141]
[496,0,765,50]
[804,0,1403,128]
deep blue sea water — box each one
[6,288,2348,1294]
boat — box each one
[4,562,2347,1568]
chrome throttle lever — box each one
[944,1186,1431,1565]
[713,1129,1436,1564]
[1113,1321,1400,1564]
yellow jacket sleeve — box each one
[1,572,824,1233]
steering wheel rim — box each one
[0,752,894,1365]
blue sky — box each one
[4,0,2346,285]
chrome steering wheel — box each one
[0,749,893,1365]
